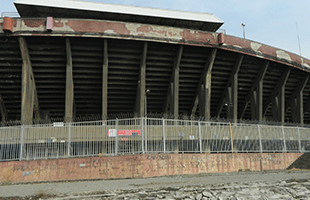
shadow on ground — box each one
[287,153,310,169]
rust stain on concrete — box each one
[65,20,130,35]
[23,19,45,28]
[183,30,216,43]
[54,19,64,28]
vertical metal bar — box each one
[141,117,144,153]
[67,122,71,157]
[162,118,166,153]
[298,127,302,153]
[230,122,234,153]
[198,121,202,153]
[258,125,263,153]
[282,126,286,153]
[115,118,118,155]
[145,117,147,152]
[19,125,25,161]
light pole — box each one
[241,23,245,39]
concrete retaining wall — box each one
[0,153,302,184]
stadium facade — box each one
[1,0,310,125]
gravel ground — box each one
[1,170,310,199]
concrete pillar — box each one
[239,61,268,121]
[171,46,183,119]
[263,68,290,123]
[137,42,147,117]
[231,67,238,123]
[272,83,286,123]
[102,39,108,119]
[65,38,74,123]
[191,49,217,119]
[0,94,8,122]
[257,79,264,122]
[19,37,40,125]
[289,75,309,124]
[216,55,243,122]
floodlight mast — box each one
[296,22,302,57]
[241,23,245,39]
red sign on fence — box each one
[107,129,141,137]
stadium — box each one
[1,0,310,124]
[0,0,309,183]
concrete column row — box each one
[17,37,309,124]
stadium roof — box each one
[13,0,224,32]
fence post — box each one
[258,125,263,153]
[141,117,144,154]
[229,122,234,153]
[198,121,202,153]
[67,122,71,157]
[19,125,25,161]
[282,126,286,153]
[297,127,302,153]
[162,118,166,153]
[115,118,118,155]
[145,117,147,152]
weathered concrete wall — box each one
[0,153,302,184]
[0,18,309,72]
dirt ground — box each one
[1,169,310,199]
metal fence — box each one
[1,117,310,161]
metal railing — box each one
[1,117,310,161]
[1,12,19,18]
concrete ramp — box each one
[287,153,310,169]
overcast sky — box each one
[2,0,310,59]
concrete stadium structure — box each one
[1,0,310,185]
[1,0,310,125]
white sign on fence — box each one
[108,129,117,137]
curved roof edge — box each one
[13,0,224,32]
[1,17,308,72]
